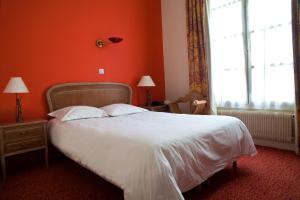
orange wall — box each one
[0,0,165,123]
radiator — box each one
[217,109,295,144]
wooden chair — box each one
[165,91,208,114]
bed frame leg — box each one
[202,178,211,187]
[206,178,211,186]
[196,184,202,191]
[232,161,237,169]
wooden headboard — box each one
[46,82,132,112]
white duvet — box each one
[48,111,257,200]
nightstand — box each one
[0,120,48,180]
[143,105,169,112]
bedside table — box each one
[143,105,169,112]
[0,120,48,180]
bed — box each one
[46,82,257,200]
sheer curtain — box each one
[209,0,247,108]
[248,0,295,110]
[209,0,295,110]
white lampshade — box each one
[137,75,156,87]
[3,77,29,93]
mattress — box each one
[48,111,257,200]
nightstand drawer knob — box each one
[20,131,26,136]
[20,143,26,148]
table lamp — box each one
[3,77,29,122]
[137,75,155,106]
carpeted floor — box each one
[0,146,299,200]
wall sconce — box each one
[96,37,123,48]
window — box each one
[208,0,295,110]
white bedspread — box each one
[48,111,256,200]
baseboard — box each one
[253,138,296,151]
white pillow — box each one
[48,106,108,122]
[100,103,148,117]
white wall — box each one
[161,0,190,113]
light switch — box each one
[98,68,105,75]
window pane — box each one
[248,0,292,32]
[209,0,248,107]
[248,0,295,109]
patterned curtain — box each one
[186,0,210,114]
[292,0,300,154]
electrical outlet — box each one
[98,68,105,75]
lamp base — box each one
[146,89,152,106]
[16,94,24,123]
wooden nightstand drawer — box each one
[4,137,44,154]
[3,126,44,142]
